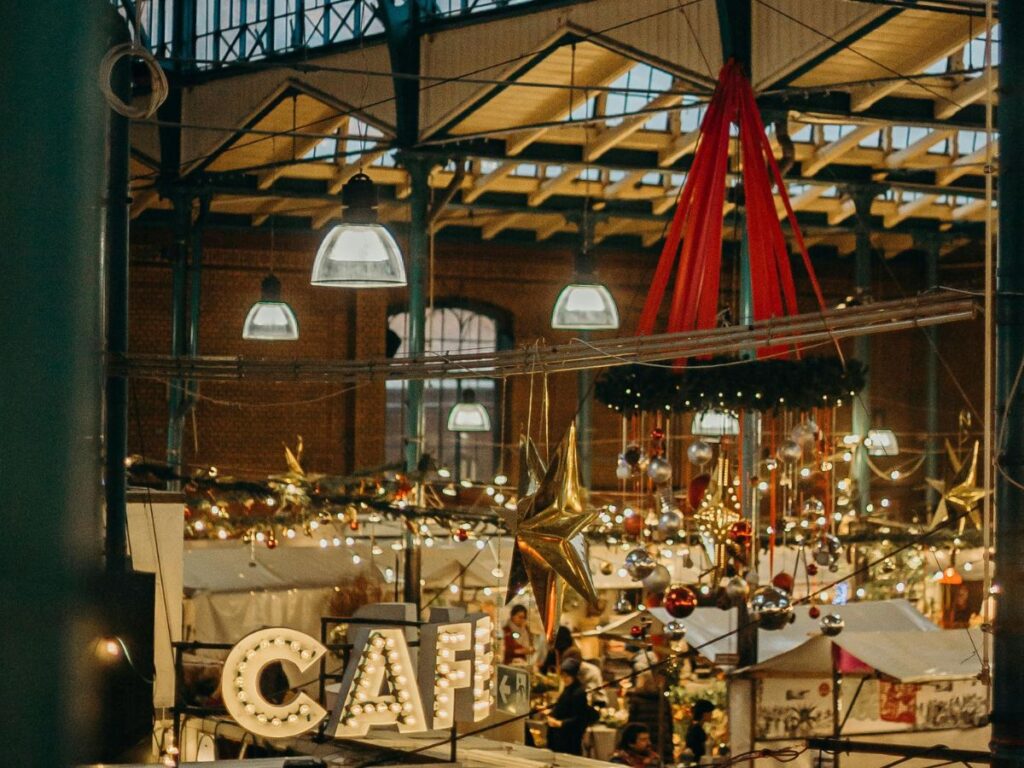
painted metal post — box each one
[1,1,106,763]
[993,0,1024,763]
[402,154,432,610]
[923,234,940,507]
[576,212,596,489]
[104,18,133,575]
[851,190,875,514]
[166,197,190,483]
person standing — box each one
[503,604,534,665]
[546,658,594,756]
[684,699,716,763]
[610,723,663,768]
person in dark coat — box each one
[545,658,592,756]
[684,699,716,761]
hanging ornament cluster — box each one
[505,422,599,642]
[595,358,866,414]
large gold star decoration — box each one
[503,435,546,601]
[510,422,599,642]
[693,457,741,569]
[928,440,989,534]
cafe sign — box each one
[220,603,495,740]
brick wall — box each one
[126,223,983,516]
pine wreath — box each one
[595,357,866,414]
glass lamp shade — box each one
[311,223,406,287]
[447,391,491,433]
[551,281,620,330]
[242,274,299,341]
[691,409,740,437]
[865,428,899,457]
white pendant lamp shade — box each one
[865,428,899,457]
[692,409,740,437]
[447,390,492,433]
[242,274,299,341]
[311,173,407,287]
[551,280,620,330]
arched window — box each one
[385,304,510,480]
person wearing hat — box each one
[545,657,595,756]
[684,699,716,762]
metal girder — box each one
[884,128,954,168]
[802,125,880,177]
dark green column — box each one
[0,1,106,764]
[994,0,1024,763]
[851,190,875,514]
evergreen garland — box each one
[595,357,867,414]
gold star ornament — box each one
[511,422,599,642]
[928,440,989,534]
[503,435,546,601]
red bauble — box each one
[455,528,469,542]
[265,537,278,550]
[688,474,711,511]
[651,428,665,442]
[663,585,698,619]
[807,563,819,577]
[623,513,645,538]
[630,624,645,638]
[808,606,821,619]
[349,518,360,531]
[729,520,753,544]
[772,572,795,593]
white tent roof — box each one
[834,628,984,683]
[586,600,936,666]
[741,628,984,683]
[183,544,382,594]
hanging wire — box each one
[980,0,995,705]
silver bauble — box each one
[687,440,714,466]
[814,534,842,566]
[725,576,750,602]
[616,463,632,481]
[777,439,803,464]
[624,548,658,581]
[802,497,825,517]
[647,457,673,484]
[665,620,687,640]
[656,509,684,538]
[614,593,634,615]
[749,586,794,631]
[746,570,760,588]
[642,564,672,594]
[792,421,819,447]
[820,613,845,636]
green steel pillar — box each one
[922,234,941,508]
[851,190,875,514]
[0,1,106,763]
[166,196,191,482]
[993,0,1024,762]
[401,155,432,610]
[576,212,597,489]
[104,16,132,575]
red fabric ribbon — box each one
[637,61,827,346]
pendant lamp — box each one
[242,273,299,341]
[551,279,620,330]
[446,389,491,433]
[311,172,406,287]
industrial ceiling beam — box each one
[802,125,880,177]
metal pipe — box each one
[165,197,190,482]
[924,235,940,508]
[402,154,432,610]
[851,190,875,514]
[103,15,132,574]
[993,0,1024,763]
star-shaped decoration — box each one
[509,422,599,642]
[503,435,546,600]
[928,440,989,534]
[693,458,741,568]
